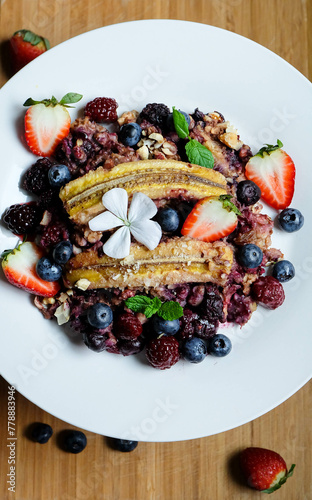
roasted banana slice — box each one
[64,237,233,290]
[60,159,227,224]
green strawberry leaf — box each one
[60,93,83,107]
[172,107,190,139]
[158,301,184,320]
[185,139,214,168]
[262,464,296,494]
[219,195,242,215]
[255,139,283,158]
[23,93,83,108]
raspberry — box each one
[251,276,285,309]
[146,336,180,370]
[139,103,170,128]
[3,203,42,234]
[39,219,69,249]
[23,158,53,195]
[84,97,118,123]
[114,312,143,340]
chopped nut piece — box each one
[54,302,70,326]
[40,210,52,226]
[75,278,91,290]
[42,297,56,305]
[117,110,139,126]
[149,132,164,142]
[137,145,149,160]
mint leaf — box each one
[172,107,190,139]
[144,297,162,318]
[125,295,162,318]
[185,139,214,168]
[219,195,242,215]
[255,139,283,158]
[125,295,152,313]
[60,93,83,106]
[158,301,183,321]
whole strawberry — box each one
[240,447,295,493]
[10,30,50,73]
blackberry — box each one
[3,203,42,234]
[139,103,170,128]
[39,219,69,249]
[84,97,118,122]
[201,284,224,323]
[23,158,53,195]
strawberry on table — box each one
[181,194,241,243]
[10,29,50,73]
[23,93,82,157]
[1,241,61,297]
[240,447,295,493]
[245,140,295,210]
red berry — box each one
[84,97,118,123]
[146,336,180,370]
[114,312,142,340]
[251,276,285,309]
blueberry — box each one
[182,337,207,363]
[82,331,106,352]
[118,122,142,147]
[272,260,295,282]
[48,164,71,187]
[87,303,113,329]
[31,423,53,444]
[155,207,180,232]
[208,334,232,357]
[63,430,87,454]
[166,110,190,131]
[278,208,304,232]
[236,244,263,268]
[152,315,180,336]
[36,257,62,281]
[111,438,138,452]
[52,240,73,265]
[236,180,261,206]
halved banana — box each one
[60,159,228,224]
[64,237,233,290]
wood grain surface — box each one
[0,1,311,499]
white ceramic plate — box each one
[0,20,311,442]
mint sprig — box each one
[125,295,183,320]
[172,107,214,169]
[23,92,83,108]
[255,139,283,158]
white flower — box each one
[88,188,162,259]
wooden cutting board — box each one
[0,1,311,499]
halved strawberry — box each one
[23,93,83,157]
[181,195,240,242]
[240,447,295,493]
[1,241,60,297]
[245,140,295,210]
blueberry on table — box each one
[118,122,142,147]
[272,260,295,282]
[236,244,263,269]
[31,423,53,444]
[278,208,304,232]
[152,315,180,335]
[182,337,207,363]
[48,164,71,187]
[87,303,113,329]
[111,438,138,452]
[236,180,261,206]
[63,430,87,454]
[52,240,73,265]
[155,207,180,232]
[208,334,232,357]
[36,257,62,281]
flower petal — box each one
[128,192,158,223]
[102,188,128,221]
[103,226,131,259]
[130,220,162,250]
[89,211,123,232]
